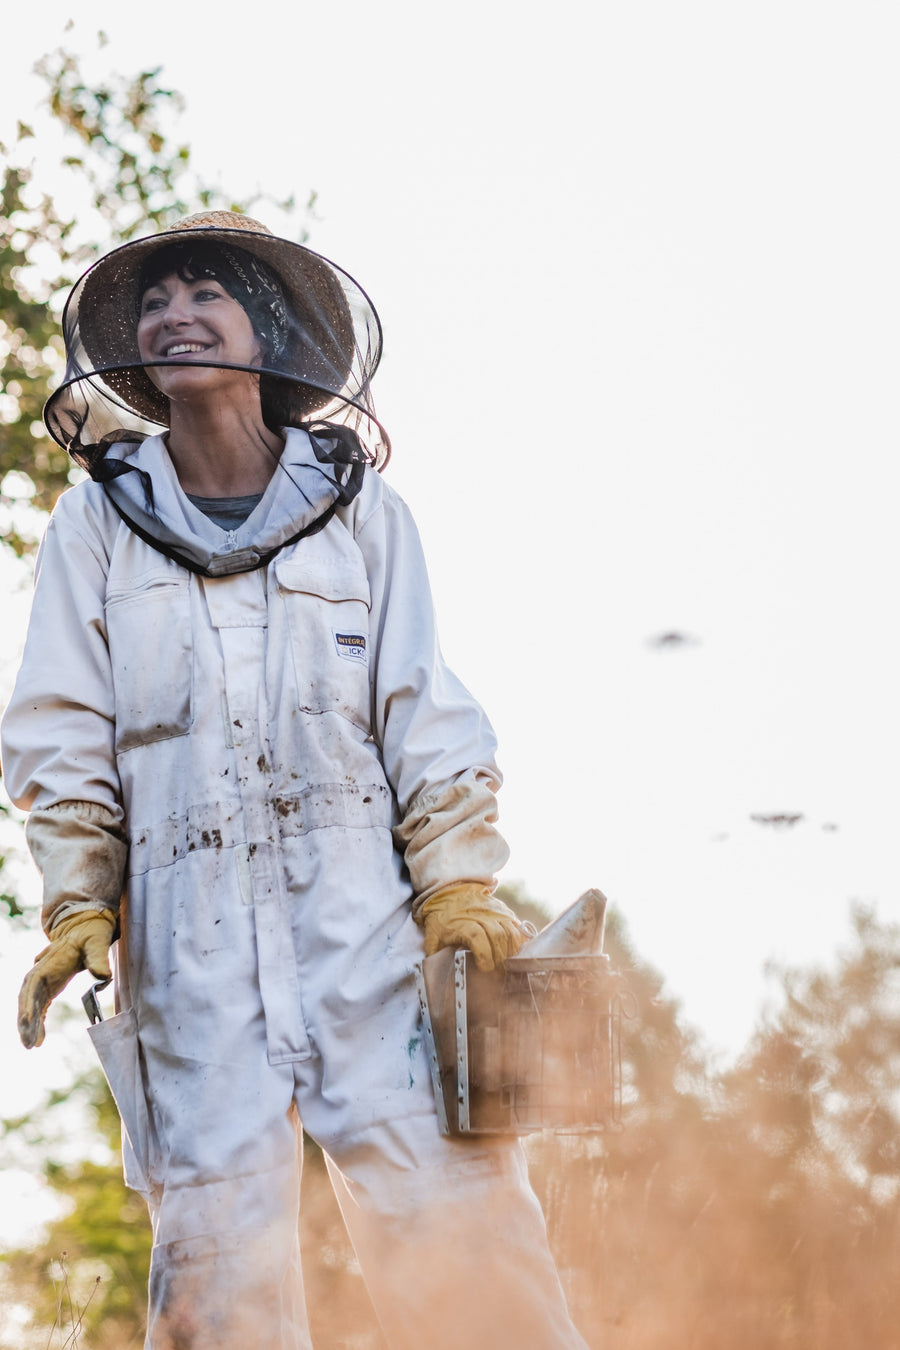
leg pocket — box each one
[88,1007,154,1196]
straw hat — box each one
[65,211,380,430]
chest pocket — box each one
[105,575,192,754]
[276,556,372,733]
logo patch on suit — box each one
[333,631,368,664]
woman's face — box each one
[137,273,263,404]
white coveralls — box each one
[2,430,589,1350]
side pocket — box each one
[106,579,192,754]
[87,1008,153,1197]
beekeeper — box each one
[1,213,589,1350]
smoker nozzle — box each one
[511,888,608,961]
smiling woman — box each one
[137,274,263,383]
[41,212,388,574]
[135,253,285,494]
[2,210,590,1350]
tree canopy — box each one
[0,36,306,551]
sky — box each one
[1,0,898,1226]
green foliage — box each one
[0,36,311,552]
[0,151,72,540]
[1,1068,151,1348]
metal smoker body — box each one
[415,889,625,1137]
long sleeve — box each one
[1,489,128,934]
[1,489,123,819]
[353,481,509,912]
[25,800,127,934]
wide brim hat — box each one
[44,211,390,470]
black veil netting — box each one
[43,214,391,474]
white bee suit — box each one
[2,430,588,1350]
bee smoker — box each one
[415,889,627,1137]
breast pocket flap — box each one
[275,558,371,608]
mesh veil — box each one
[41,215,390,576]
[44,216,390,473]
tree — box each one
[0,33,308,552]
[761,904,900,1201]
[1,1062,151,1348]
[525,903,718,1346]
[0,37,317,1348]
[725,905,900,1207]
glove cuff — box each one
[418,882,496,924]
[50,906,119,943]
[25,800,127,935]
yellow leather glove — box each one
[419,884,528,972]
[18,908,117,1049]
